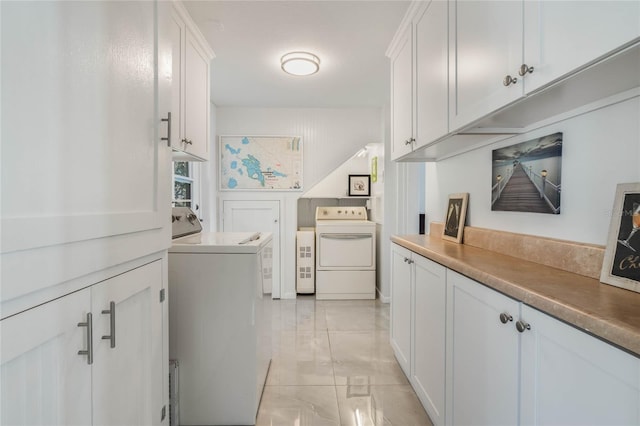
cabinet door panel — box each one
[390,27,414,160]
[92,260,163,426]
[183,29,210,160]
[449,0,523,130]
[520,305,640,425]
[415,0,449,147]
[170,8,186,151]
[446,271,520,426]
[390,244,412,375]
[0,290,91,425]
[1,1,169,308]
[1,1,161,251]
[524,1,640,94]
[412,256,446,426]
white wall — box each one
[302,149,371,198]
[425,93,640,246]
[210,107,384,299]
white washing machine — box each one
[168,207,272,426]
[315,206,376,299]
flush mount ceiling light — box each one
[280,51,320,76]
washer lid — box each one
[169,232,273,254]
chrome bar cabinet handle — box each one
[102,301,116,349]
[77,313,93,365]
[161,112,171,147]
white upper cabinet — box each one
[0,0,172,311]
[448,0,524,131]
[184,28,211,160]
[170,2,214,162]
[414,0,449,150]
[523,1,640,94]
[388,1,449,161]
[390,26,414,160]
[390,0,640,161]
[449,0,640,132]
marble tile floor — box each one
[256,296,433,426]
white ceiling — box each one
[182,1,411,108]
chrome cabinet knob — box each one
[519,64,534,76]
[499,313,513,324]
[516,320,531,333]
[503,75,518,86]
[405,137,415,146]
[181,138,193,145]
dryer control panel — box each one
[315,206,368,221]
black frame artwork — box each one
[348,174,371,197]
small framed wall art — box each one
[600,182,640,293]
[442,193,469,243]
[348,174,371,197]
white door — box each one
[317,233,374,268]
[520,305,640,425]
[414,0,449,148]
[523,1,640,94]
[92,261,163,426]
[0,290,92,425]
[449,0,523,130]
[390,26,414,160]
[1,0,169,305]
[223,200,281,298]
[412,255,446,426]
[446,270,520,426]
[169,5,186,153]
[390,244,412,376]
[183,27,210,160]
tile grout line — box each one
[324,308,343,425]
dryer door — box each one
[317,232,374,269]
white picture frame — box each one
[219,135,303,191]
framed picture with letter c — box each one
[442,193,469,243]
[600,182,640,294]
[348,174,371,197]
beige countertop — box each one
[392,234,640,357]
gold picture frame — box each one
[442,193,469,243]
[600,182,640,293]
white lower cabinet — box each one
[445,270,520,426]
[0,260,165,425]
[0,290,92,425]
[390,243,446,426]
[520,305,640,426]
[391,245,640,426]
[412,254,446,426]
[390,244,413,375]
[92,261,164,425]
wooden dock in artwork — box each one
[492,164,554,214]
